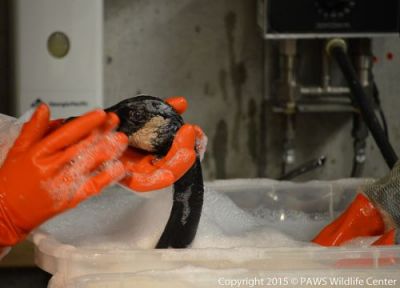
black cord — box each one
[331,45,398,169]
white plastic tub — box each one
[31,179,400,288]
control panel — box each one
[258,0,400,38]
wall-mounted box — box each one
[14,0,103,118]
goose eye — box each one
[129,110,143,121]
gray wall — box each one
[105,0,265,180]
[104,0,400,181]
[2,0,400,181]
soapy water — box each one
[42,131,127,208]
[0,114,25,166]
[38,185,333,249]
[0,112,367,250]
[195,132,208,161]
[39,186,172,249]
[0,111,127,210]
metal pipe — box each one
[351,113,368,177]
[279,156,326,180]
[322,46,330,89]
[278,40,298,173]
[300,86,350,95]
[278,39,298,104]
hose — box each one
[326,39,398,169]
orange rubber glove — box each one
[313,161,400,247]
[372,229,397,246]
[120,96,207,192]
[312,193,385,246]
[0,104,128,247]
[47,97,207,192]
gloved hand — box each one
[0,104,128,247]
[313,162,400,246]
[120,96,207,192]
[48,97,207,192]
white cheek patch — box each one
[128,116,170,152]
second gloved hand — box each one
[119,96,207,192]
[313,162,400,246]
[0,104,128,247]
[47,96,206,193]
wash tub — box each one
[31,179,400,287]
